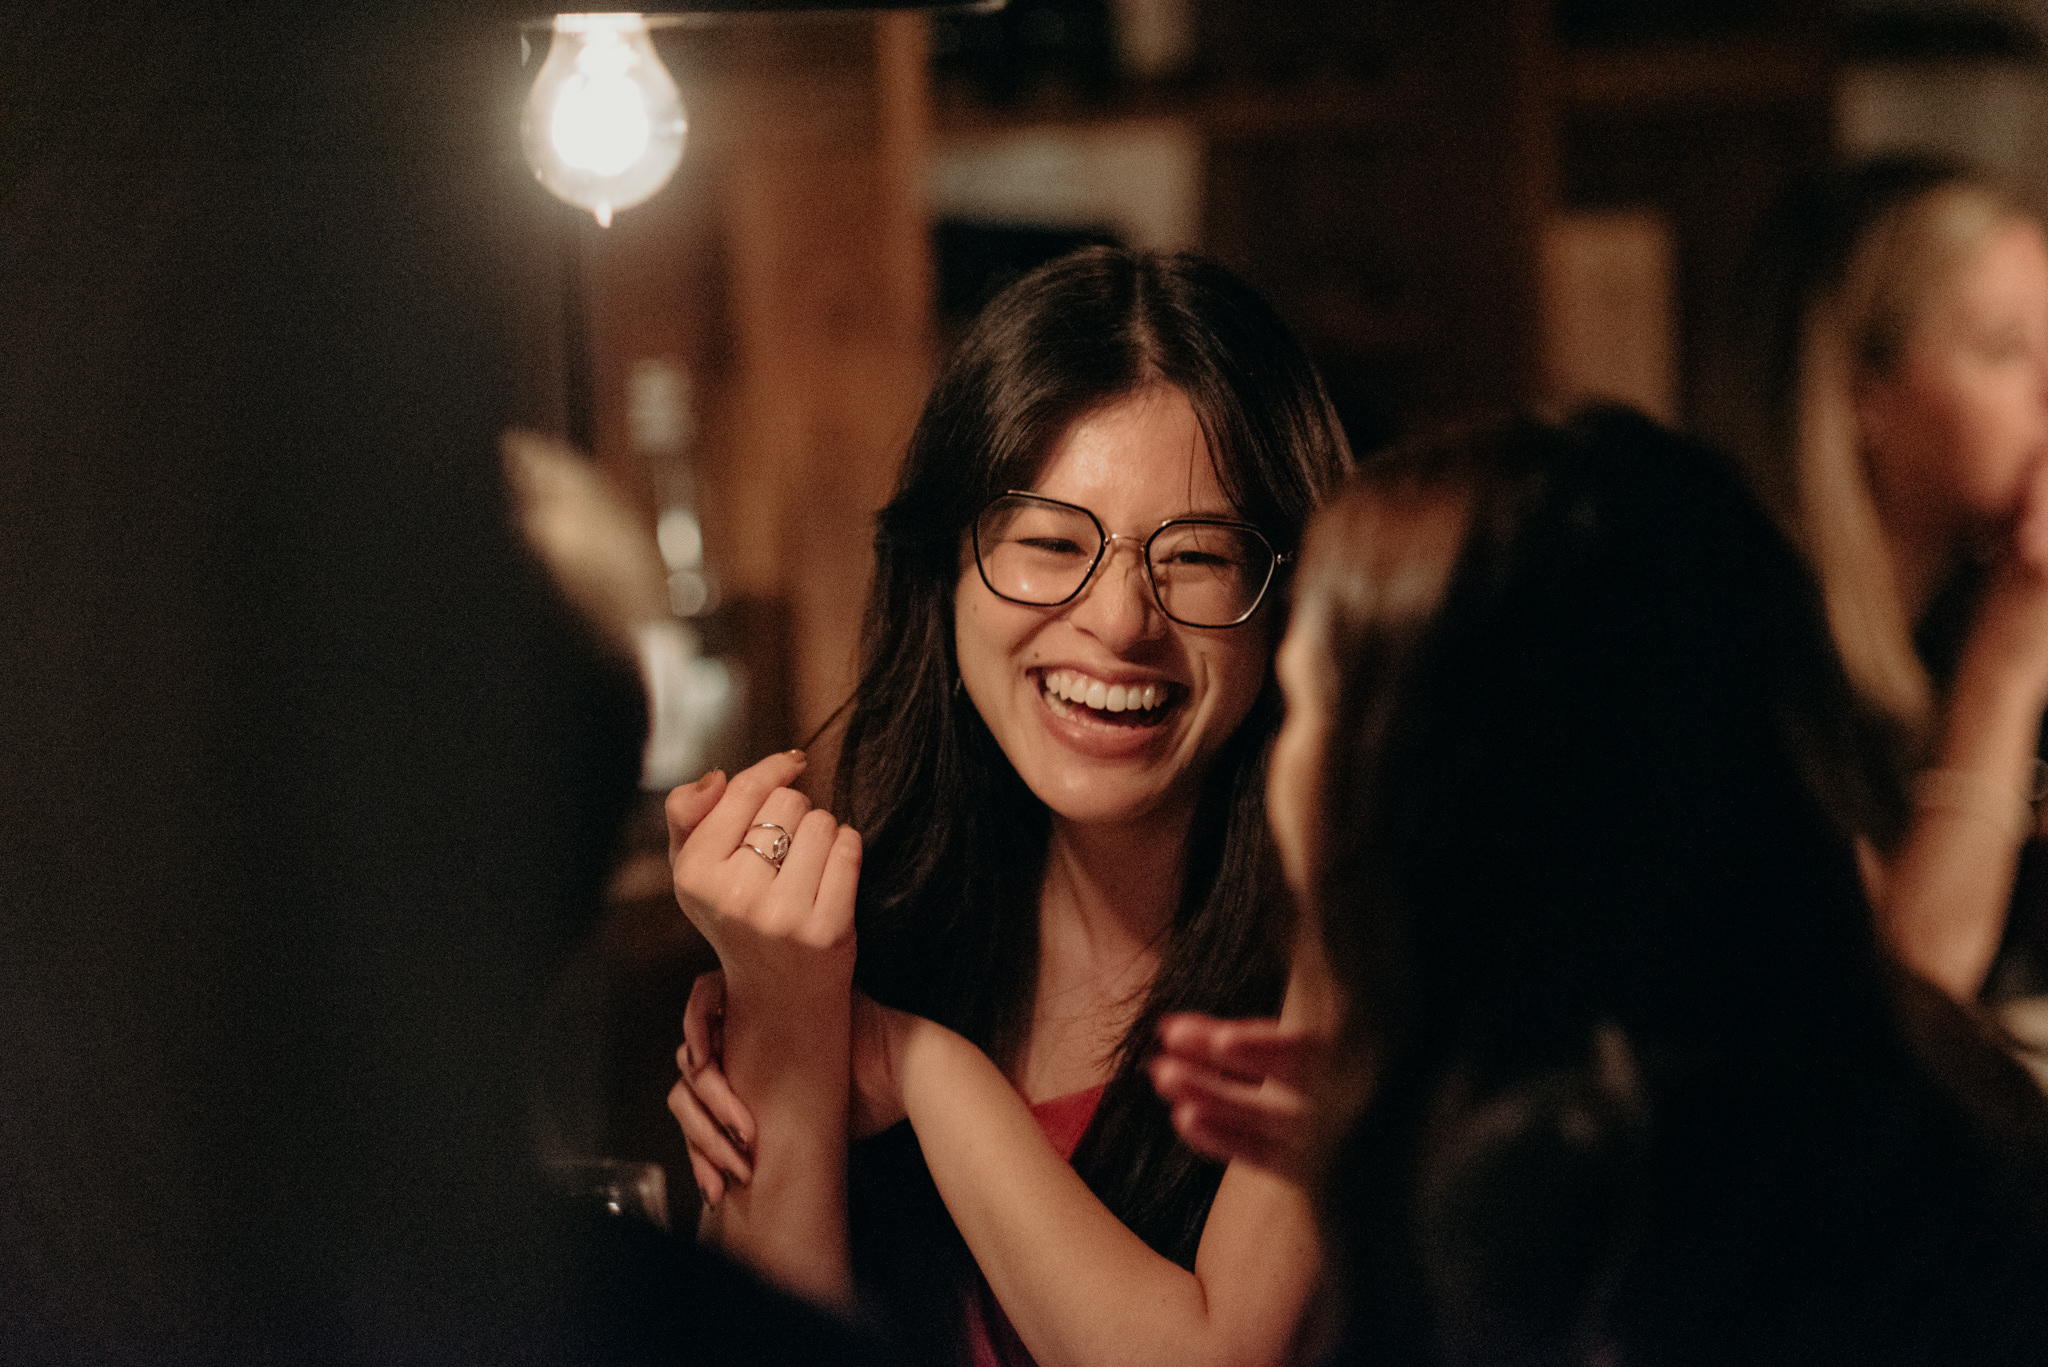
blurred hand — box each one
[663,752,862,1206]
[1149,1013,1338,1189]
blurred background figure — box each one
[1722,154,2048,1018]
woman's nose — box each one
[1067,539,1163,649]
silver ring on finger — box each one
[743,822,791,871]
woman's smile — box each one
[1039,667,1176,723]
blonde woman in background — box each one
[1725,156,2048,1004]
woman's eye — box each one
[1019,536,1087,557]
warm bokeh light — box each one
[520,14,687,227]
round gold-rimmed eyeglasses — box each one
[971,491,1284,629]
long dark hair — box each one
[839,246,1351,1287]
[1296,409,2048,1364]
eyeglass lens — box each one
[974,494,1274,627]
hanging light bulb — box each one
[521,14,687,227]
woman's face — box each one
[1860,217,2048,546]
[954,386,1276,831]
[1266,601,1330,899]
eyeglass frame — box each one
[969,490,1289,629]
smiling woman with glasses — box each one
[661,245,1352,1367]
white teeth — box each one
[1042,669,1166,715]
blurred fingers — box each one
[1171,1097,1292,1172]
[2012,460,2048,571]
[681,971,725,1069]
[1158,1013,1317,1087]
[756,807,835,927]
[1152,1055,1309,1173]
[814,825,863,944]
[763,812,860,946]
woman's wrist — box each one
[1911,766,2040,846]
[723,978,854,1087]
[1929,632,2048,816]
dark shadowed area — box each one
[0,4,883,1362]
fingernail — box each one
[696,770,724,791]
[786,749,807,763]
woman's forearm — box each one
[701,977,855,1308]
[1880,646,2046,999]
[896,1016,1318,1367]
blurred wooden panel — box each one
[1202,0,1557,438]
[1559,15,1838,442]
[1541,209,1676,423]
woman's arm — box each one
[1877,650,2044,999]
[1878,473,2048,1000]
[663,754,862,1309]
[863,1003,1322,1367]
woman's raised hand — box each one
[664,752,863,999]
[664,753,862,1207]
[1884,460,2048,999]
[664,755,865,1302]
[1149,1013,1336,1190]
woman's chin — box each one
[1027,766,1202,833]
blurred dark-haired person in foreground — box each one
[1156,409,2048,1364]
[0,4,882,1361]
